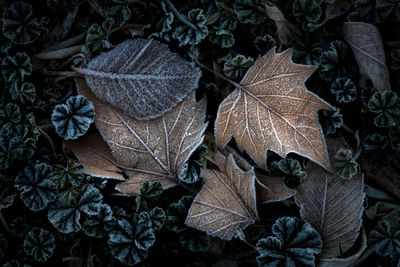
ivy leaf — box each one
[215,47,333,170]
[369,220,400,257]
[15,162,58,211]
[2,1,44,45]
[74,38,202,120]
[185,153,258,240]
[223,54,254,80]
[179,229,210,252]
[330,77,357,103]
[9,82,36,105]
[75,78,207,194]
[294,138,365,258]
[343,22,391,91]
[1,53,32,83]
[0,175,17,209]
[368,91,400,128]
[138,207,166,232]
[51,95,95,140]
[136,181,163,212]
[108,219,154,266]
[23,228,55,262]
[82,203,115,238]
[234,0,268,24]
[173,8,208,46]
[256,217,322,267]
[166,196,193,233]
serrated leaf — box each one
[294,138,365,259]
[75,78,208,194]
[185,152,258,240]
[74,38,202,120]
[215,47,333,170]
[343,22,391,91]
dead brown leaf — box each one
[68,133,125,181]
[295,138,365,259]
[256,175,295,204]
[265,2,292,47]
[343,22,391,91]
[75,78,208,194]
[185,152,258,240]
[215,47,333,170]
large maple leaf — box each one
[215,47,333,169]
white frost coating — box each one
[75,38,202,120]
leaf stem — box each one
[0,211,10,233]
[37,126,56,153]
[163,0,197,30]
[193,51,242,89]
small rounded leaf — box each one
[369,220,400,257]
[51,95,95,140]
[23,228,55,262]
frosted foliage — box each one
[76,38,202,120]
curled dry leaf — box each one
[74,78,208,194]
[215,47,333,170]
[343,22,391,91]
[185,152,258,240]
[74,38,202,120]
[264,2,292,46]
[67,134,124,181]
[294,138,365,259]
[255,175,295,204]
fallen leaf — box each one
[256,175,295,204]
[215,47,333,170]
[318,229,367,267]
[308,0,354,31]
[294,138,365,258]
[185,152,258,240]
[264,2,292,46]
[75,78,208,194]
[343,22,391,91]
[74,38,202,120]
[67,133,124,181]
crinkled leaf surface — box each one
[369,220,400,257]
[215,47,333,170]
[343,22,391,91]
[23,228,55,262]
[185,153,258,240]
[75,78,207,194]
[294,138,365,258]
[83,203,115,238]
[166,195,192,233]
[74,38,202,120]
[138,207,166,232]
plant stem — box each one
[0,211,10,233]
[37,126,56,153]
[163,0,197,30]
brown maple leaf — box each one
[74,78,208,194]
[185,152,258,240]
[215,47,333,170]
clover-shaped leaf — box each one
[166,196,192,233]
[2,1,44,45]
[234,0,268,24]
[82,203,115,238]
[1,53,32,83]
[136,181,163,212]
[0,174,17,209]
[173,8,208,46]
[108,219,154,266]
[330,77,357,103]
[369,220,400,257]
[9,82,36,105]
[293,0,322,30]
[256,217,322,267]
[138,207,166,232]
[23,228,55,262]
[368,91,400,128]
[51,95,95,140]
[223,54,254,80]
[15,162,58,211]
[47,184,102,233]
[209,29,235,48]
[53,159,84,189]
